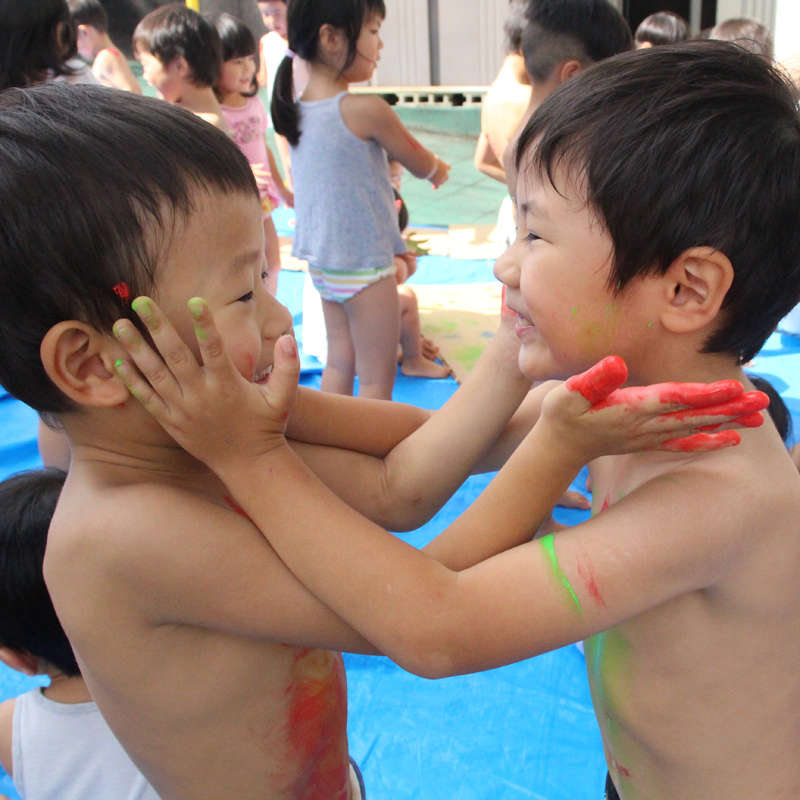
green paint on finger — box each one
[541,533,581,614]
[193,324,207,341]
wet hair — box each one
[516,42,800,364]
[710,17,773,60]
[66,0,107,33]
[504,0,528,55]
[747,376,792,443]
[0,469,79,677]
[521,0,632,83]
[634,11,689,47]
[213,12,258,94]
[272,0,386,145]
[0,0,77,90]
[0,83,258,415]
[133,3,222,88]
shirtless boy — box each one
[0,83,756,799]
[118,44,800,799]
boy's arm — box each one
[0,698,14,777]
[474,133,507,184]
[92,50,141,94]
[341,95,450,187]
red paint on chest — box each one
[283,649,349,799]
[601,495,610,512]
[223,495,251,519]
[566,357,628,404]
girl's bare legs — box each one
[343,275,401,400]
[320,298,356,396]
[263,215,281,296]
[398,284,451,379]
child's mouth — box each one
[254,365,273,384]
[515,313,536,338]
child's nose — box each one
[493,246,520,289]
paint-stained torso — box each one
[582,424,800,800]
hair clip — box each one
[285,48,296,59]
[113,282,131,303]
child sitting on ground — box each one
[0,83,753,799]
[117,43,800,800]
[67,0,142,92]
[0,469,157,800]
[134,3,228,131]
[213,12,292,296]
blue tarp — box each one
[1,240,799,798]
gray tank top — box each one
[291,91,407,270]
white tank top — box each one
[12,688,158,800]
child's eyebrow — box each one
[226,250,264,278]
[519,200,551,223]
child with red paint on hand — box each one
[0,84,757,800]
[116,44,800,800]
[68,0,142,93]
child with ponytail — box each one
[272,0,450,399]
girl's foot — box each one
[400,357,452,379]
[421,337,439,361]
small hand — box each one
[251,162,271,192]
[543,356,768,460]
[280,185,295,208]
[112,297,299,470]
[431,158,451,189]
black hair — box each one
[0,83,258,415]
[747,376,792,444]
[66,0,107,33]
[521,0,632,83]
[213,12,258,95]
[634,11,689,47]
[394,189,408,232]
[710,18,773,60]
[0,469,79,677]
[0,0,77,90]
[516,42,800,364]
[504,0,528,55]
[272,0,386,146]
[133,3,222,88]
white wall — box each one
[376,0,431,86]
[774,0,800,62]
[715,0,776,28]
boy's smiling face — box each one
[495,167,651,382]
[154,189,293,385]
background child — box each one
[123,43,800,800]
[0,469,158,800]
[0,0,87,91]
[709,17,774,59]
[634,11,690,48]
[133,3,228,131]
[0,83,749,800]
[67,0,141,92]
[214,12,293,295]
[272,0,451,400]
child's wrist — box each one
[423,155,439,181]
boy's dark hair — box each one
[504,0,528,55]
[521,0,632,83]
[133,3,222,88]
[634,11,689,47]
[517,42,800,364]
[0,469,79,677]
[272,0,386,145]
[0,0,77,90]
[66,0,108,33]
[710,17,773,60]
[0,83,258,415]
[747,376,792,444]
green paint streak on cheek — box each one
[540,533,581,614]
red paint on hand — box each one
[664,391,768,423]
[661,430,741,452]
[566,356,629,404]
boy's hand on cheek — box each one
[112,297,299,470]
[537,356,769,462]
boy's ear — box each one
[556,59,584,85]
[167,55,190,79]
[40,321,130,408]
[0,648,41,677]
[659,247,734,334]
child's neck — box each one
[90,31,114,58]
[219,90,247,108]
[176,83,223,117]
[43,672,92,705]
[302,60,349,101]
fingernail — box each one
[114,324,134,341]
[131,297,152,318]
[280,336,297,358]
[188,298,205,319]
[114,358,125,371]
